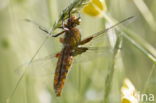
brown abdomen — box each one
[54,47,73,96]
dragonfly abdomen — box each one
[54,47,73,96]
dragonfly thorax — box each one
[63,27,81,47]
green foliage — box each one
[53,0,89,30]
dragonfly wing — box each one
[74,46,113,64]
[74,17,135,64]
[15,54,58,78]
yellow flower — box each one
[122,95,138,103]
[82,0,107,17]
[121,78,139,103]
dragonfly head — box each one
[67,16,81,28]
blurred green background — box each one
[0,0,156,103]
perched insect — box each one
[8,14,134,100]
[44,15,134,96]
[52,15,85,96]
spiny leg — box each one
[72,47,88,56]
[59,37,64,43]
[79,16,135,45]
[79,36,94,45]
[25,18,66,37]
[52,31,66,37]
[72,46,109,57]
[55,52,61,58]
[58,17,69,31]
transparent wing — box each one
[74,46,113,64]
[74,16,135,63]
[17,16,135,78]
[80,16,135,47]
[15,45,112,77]
[15,54,57,78]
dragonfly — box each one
[30,15,134,96]
[8,14,134,100]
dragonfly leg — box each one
[79,16,135,45]
[79,36,94,45]
[38,26,49,34]
[59,37,64,43]
[72,47,88,56]
[38,24,65,37]
[52,31,66,37]
[62,20,69,31]
[52,20,69,37]
[57,18,69,31]
[55,52,61,58]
